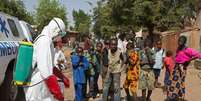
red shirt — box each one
[164,56,175,72]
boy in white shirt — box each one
[153,40,165,87]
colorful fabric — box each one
[166,47,201,100]
[123,50,140,93]
[84,52,97,75]
[164,56,175,73]
[166,64,186,99]
[138,68,155,90]
[139,48,155,69]
[108,50,123,73]
[138,48,155,90]
[175,48,201,63]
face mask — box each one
[60,31,66,37]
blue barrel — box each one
[14,41,33,86]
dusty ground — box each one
[64,68,201,101]
[63,47,201,101]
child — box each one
[94,42,103,98]
[153,40,165,87]
[71,47,89,101]
[54,37,67,70]
[138,40,155,101]
[164,50,175,91]
[54,37,68,94]
[84,46,97,100]
[123,42,140,101]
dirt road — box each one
[64,68,201,101]
[63,47,201,101]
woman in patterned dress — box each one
[166,36,201,100]
[123,42,140,101]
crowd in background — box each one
[70,31,201,101]
[22,17,201,101]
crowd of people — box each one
[70,32,201,101]
[23,17,201,101]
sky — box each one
[22,0,99,26]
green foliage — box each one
[35,0,68,31]
[0,0,34,24]
[93,0,200,38]
[72,9,91,35]
[93,1,118,38]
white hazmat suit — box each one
[24,18,66,101]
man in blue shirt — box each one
[71,47,89,101]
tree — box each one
[0,0,34,23]
[72,9,91,35]
[35,0,68,32]
[93,0,200,41]
[94,0,143,38]
[93,1,118,38]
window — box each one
[26,24,38,40]
[7,19,19,37]
[26,24,34,38]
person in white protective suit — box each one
[24,17,66,101]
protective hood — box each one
[41,17,66,39]
[25,18,66,101]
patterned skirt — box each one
[123,65,140,94]
[138,68,155,90]
[166,64,187,99]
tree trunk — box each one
[147,23,155,47]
